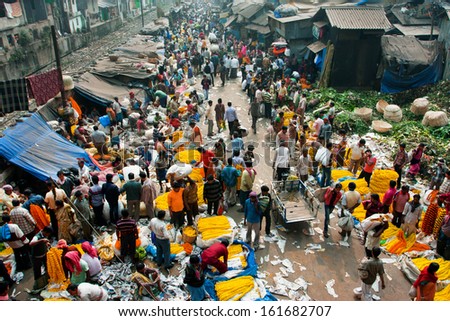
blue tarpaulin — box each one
[0,113,94,181]
[381,52,443,93]
[206,241,277,301]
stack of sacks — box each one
[196,215,236,248]
[370,170,399,194]
[331,169,353,182]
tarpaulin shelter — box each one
[0,112,94,181]
[381,35,443,93]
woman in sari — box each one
[408,143,426,179]
[64,251,90,285]
[55,200,77,243]
[413,262,440,301]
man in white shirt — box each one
[320,142,333,187]
[348,139,366,175]
[313,113,324,137]
[273,141,290,181]
[230,57,239,79]
[68,282,108,301]
[224,55,231,79]
[205,100,215,137]
[112,97,123,127]
[150,210,173,270]
[1,214,31,271]
[77,159,90,182]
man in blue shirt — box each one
[231,132,244,155]
[224,101,238,139]
[221,158,241,207]
[244,191,262,251]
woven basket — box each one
[411,98,429,116]
[422,111,449,127]
[182,233,196,244]
[372,120,392,133]
[376,99,388,113]
[384,104,402,122]
[354,107,372,121]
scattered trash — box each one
[13,272,24,283]
[277,238,286,254]
[314,227,323,235]
[279,267,289,277]
[326,279,339,298]
[281,259,295,273]
[293,277,309,291]
[345,272,350,278]
[306,243,322,251]
[339,241,350,248]
[274,275,302,291]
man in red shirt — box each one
[196,147,215,178]
[200,239,229,274]
[358,149,377,186]
[323,184,342,238]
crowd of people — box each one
[0,0,448,302]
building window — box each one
[7,35,14,46]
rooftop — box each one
[322,7,392,30]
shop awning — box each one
[223,15,237,28]
[245,24,271,35]
[307,40,326,53]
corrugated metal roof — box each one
[252,13,268,26]
[393,23,440,36]
[269,13,314,23]
[239,4,264,19]
[324,7,392,30]
[98,1,117,9]
[441,3,450,19]
[245,24,271,34]
[223,15,237,28]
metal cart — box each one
[271,179,321,225]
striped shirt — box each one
[10,206,36,235]
[116,218,137,237]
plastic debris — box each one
[277,238,286,254]
[281,259,295,273]
[326,279,339,298]
[274,275,302,291]
[293,277,309,291]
